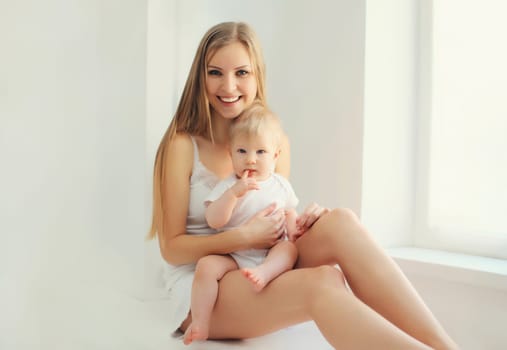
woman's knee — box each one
[325,207,360,226]
[284,266,348,302]
[306,266,346,294]
[315,207,368,241]
[300,266,348,311]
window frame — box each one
[413,0,507,260]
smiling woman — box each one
[148,20,458,349]
[205,42,258,120]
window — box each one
[415,0,507,259]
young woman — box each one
[148,21,459,349]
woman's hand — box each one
[294,202,330,240]
[240,203,286,249]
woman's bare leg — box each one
[183,255,238,345]
[241,240,297,292]
[181,266,432,349]
[295,208,459,349]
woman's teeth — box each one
[220,96,240,103]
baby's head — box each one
[229,102,284,180]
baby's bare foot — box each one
[241,268,268,292]
[183,323,208,345]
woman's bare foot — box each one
[241,267,268,292]
[183,322,208,345]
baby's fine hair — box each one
[229,102,283,148]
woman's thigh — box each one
[205,266,345,340]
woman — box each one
[148,21,458,349]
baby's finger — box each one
[248,183,260,191]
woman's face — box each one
[205,42,257,120]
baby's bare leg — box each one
[184,255,238,345]
[241,241,297,292]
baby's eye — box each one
[237,148,247,154]
[256,149,267,155]
[208,69,221,76]
[236,69,249,77]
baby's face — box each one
[230,132,279,181]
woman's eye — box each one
[208,69,221,76]
[236,69,249,77]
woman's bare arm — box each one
[157,133,248,265]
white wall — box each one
[362,0,417,247]
[1,0,147,342]
[144,0,178,294]
[265,1,366,213]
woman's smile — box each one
[219,96,241,103]
[206,42,257,119]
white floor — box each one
[3,283,332,350]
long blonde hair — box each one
[148,22,267,239]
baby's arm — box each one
[206,171,259,229]
[206,189,239,229]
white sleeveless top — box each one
[185,137,221,235]
[162,136,219,333]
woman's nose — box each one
[222,74,237,92]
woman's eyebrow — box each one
[207,64,251,70]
